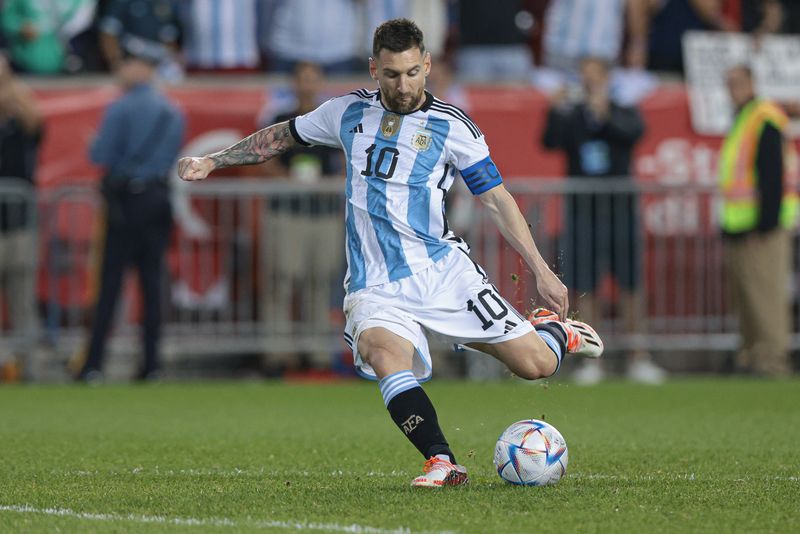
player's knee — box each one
[360,345,393,369]
[515,349,557,380]
[358,328,416,373]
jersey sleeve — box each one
[449,122,503,195]
[289,97,345,149]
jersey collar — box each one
[375,90,434,115]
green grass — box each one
[1,379,798,533]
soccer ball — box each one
[493,419,569,486]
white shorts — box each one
[342,249,534,381]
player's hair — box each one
[372,18,425,58]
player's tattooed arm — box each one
[178,121,297,181]
[209,121,295,168]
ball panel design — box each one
[493,419,568,486]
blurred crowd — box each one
[0,0,797,80]
[2,0,799,384]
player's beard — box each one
[384,86,425,114]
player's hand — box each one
[178,156,215,181]
[535,267,569,320]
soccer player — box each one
[178,19,603,488]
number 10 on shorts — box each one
[466,288,510,331]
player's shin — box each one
[379,370,456,463]
[534,323,567,375]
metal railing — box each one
[18,178,800,371]
[473,179,746,352]
[0,180,39,364]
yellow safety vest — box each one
[718,98,799,233]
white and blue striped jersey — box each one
[289,89,502,293]
[183,0,260,69]
[543,0,625,67]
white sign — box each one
[682,31,800,137]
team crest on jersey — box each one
[412,129,433,152]
[381,113,401,138]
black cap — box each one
[120,35,165,65]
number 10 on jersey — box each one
[361,144,400,180]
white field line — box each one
[64,467,413,478]
[0,505,454,534]
[569,473,800,482]
[59,467,800,482]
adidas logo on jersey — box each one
[349,123,364,134]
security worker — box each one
[720,65,798,377]
[75,38,185,383]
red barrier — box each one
[33,82,716,184]
[31,82,791,312]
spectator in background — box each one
[542,57,666,385]
[67,2,106,73]
[258,61,344,375]
[779,0,800,34]
[456,0,534,82]
[534,0,658,109]
[364,0,449,59]
[739,0,799,35]
[99,0,182,80]
[719,65,796,377]
[179,0,260,72]
[0,54,42,380]
[0,14,6,51]
[647,0,734,74]
[737,0,800,118]
[543,0,651,73]
[260,0,360,75]
[426,56,469,111]
[1,0,96,74]
[740,0,782,34]
[74,43,185,383]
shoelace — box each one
[422,457,453,473]
[530,309,557,321]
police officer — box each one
[720,65,798,377]
[75,37,185,383]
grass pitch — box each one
[1,378,798,533]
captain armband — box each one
[461,157,503,195]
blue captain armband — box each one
[461,156,503,195]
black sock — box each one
[386,387,456,464]
[534,322,567,353]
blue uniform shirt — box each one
[90,83,185,179]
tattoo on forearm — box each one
[208,121,294,169]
